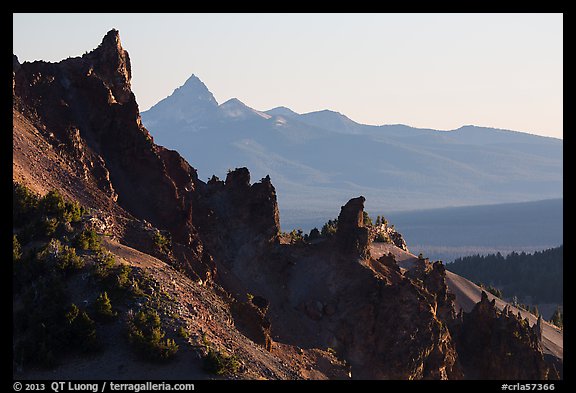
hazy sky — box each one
[13,13,563,139]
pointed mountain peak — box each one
[182,74,208,89]
[142,73,219,122]
[173,74,217,102]
[146,74,219,113]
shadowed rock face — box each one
[12,30,214,282]
[454,291,557,380]
[13,30,196,247]
[192,168,280,270]
[231,298,272,352]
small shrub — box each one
[37,238,62,260]
[129,279,146,298]
[94,292,117,321]
[14,273,70,368]
[65,303,80,324]
[115,264,131,290]
[374,232,390,243]
[66,304,100,352]
[97,263,132,296]
[153,231,171,255]
[63,200,84,223]
[93,251,116,280]
[362,211,373,227]
[13,234,22,262]
[39,190,67,218]
[308,227,320,241]
[56,245,84,271]
[203,347,240,376]
[550,307,563,329]
[13,182,40,226]
[320,218,338,238]
[40,217,59,237]
[75,229,101,252]
[126,309,179,361]
[177,326,189,339]
[37,239,84,272]
[38,190,85,223]
[286,229,305,244]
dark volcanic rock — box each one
[455,291,554,379]
[251,295,270,313]
[194,168,280,269]
[336,196,370,258]
[225,167,251,190]
[13,29,209,278]
[231,300,273,351]
[333,266,463,379]
[424,261,457,323]
[389,230,409,251]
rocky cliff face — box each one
[192,168,280,269]
[453,292,557,379]
[13,29,559,380]
[13,29,211,279]
[203,191,464,379]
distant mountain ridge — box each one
[141,75,563,230]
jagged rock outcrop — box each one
[454,291,555,379]
[389,230,409,251]
[12,29,211,279]
[82,29,133,104]
[404,258,457,323]
[231,298,273,351]
[193,168,280,269]
[336,196,370,258]
[424,261,458,323]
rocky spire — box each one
[336,196,370,258]
[84,29,133,104]
[534,315,544,344]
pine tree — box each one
[94,291,117,320]
[550,307,563,329]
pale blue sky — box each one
[13,13,563,139]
